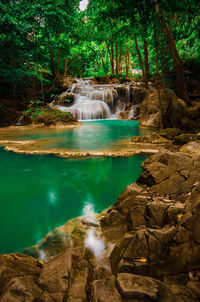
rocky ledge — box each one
[1,150,200,301]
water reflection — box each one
[0,150,149,253]
[9,120,153,151]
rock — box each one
[131,132,171,145]
[138,151,200,201]
[0,276,43,302]
[91,278,122,302]
[53,92,76,106]
[133,104,141,120]
[180,141,200,155]
[38,247,92,301]
[139,89,188,129]
[158,128,183,140]
[174,134,199,145]
[119,103,134,120]
[130,85,148,105]
[24,217,88,260]
[116,273,158,300]
[110,222,200,277]
[0,253,43,301]
[145,201,168,227]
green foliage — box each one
[24,105,77,126]
[0,0,199,102]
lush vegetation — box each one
[0,0,200,105]
[23,105,77,126]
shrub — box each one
[23,106,77,126]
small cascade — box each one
[55,78,135,121]
[128,107,135,119]
[125,85,130,103]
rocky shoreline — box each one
[1,146,200,301]
[1,83,200,301]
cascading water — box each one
[56,79,122,120]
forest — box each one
[0,0,199,107]
[1,1,200,301]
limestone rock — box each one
[38,247,91,301]
[91,278,122,302]
[131,132,171,145]
[139,89,187,129]
[0,253,42,301]
[180,141,200,155]
[116,273,158,300]
[138,151,200,201]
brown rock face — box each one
[108,151,200,280]
[0,253,43,301]
[130,85,148,105]
[139,89,188,129]
[137,151,200,201]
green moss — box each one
[24,105,77,126]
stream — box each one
[0,80,153,254]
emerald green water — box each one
[0,149,149,253]
[12,120,152,150]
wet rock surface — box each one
[1,150,200,301]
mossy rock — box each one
[24,105,77,126]
[174,134,199,145]
[158,128,183,140]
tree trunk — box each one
[115,42,118,75]
[143,39,149,86]
[99,48,107,74]
[125,40,128,78]
[47,35,56,79]
[127,38,131,78]
[154,0,190,104]
[160,40,167,87]
[111,43,114,74]
[153,22,159,75]
[63,57,68,79]
[134,34,145,80]
[119,45,122,74]
[57,34,61,79]
[39,69,45,103]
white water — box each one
[56,79,123,120]
[85,228,105,257]
[55,78,139,121]
[82,202,105,257]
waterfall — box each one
[56,79,120,121]
[55,78,140,121]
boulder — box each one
[180,141,200,155]
[139,89,188,129]
[0,253,43,301]
[138,151,200,201]
[38,247,92,301]
[91,277,122,302]
[116,273,159,300]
